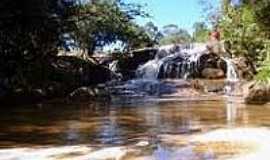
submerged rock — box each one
[201,68,225,79]
[191,79,226,93]
[68,86,110,101]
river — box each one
[0,96,270,160]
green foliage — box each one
[256,62,270,83]
[219,3,265,60]
[0,0,65,88]
[216,0,270,81]
[143,22,163,44]
[253,0,270,38]
[0,0,151,59]
[0,0,152,89]
[159,25,192,45]
[192,22,210,42]
[0,0,62,60]
[69,0,152,54]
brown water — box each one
[0,98,270,160]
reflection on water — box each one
[226,102,237,126]
[0,99,270,159]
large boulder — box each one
[198,53,227,75]
[244,82,270,105]
[117,48,157,79]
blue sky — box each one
[130,0,220,33]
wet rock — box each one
[232,57,256,80]
[244,82,270,105]
[191,80,226,93]
[201,68,225,79]
[117,48,157,79]
[191,80,205,92]
[199,53,220,70]
[157,56,189,79]
[68,86,110,101]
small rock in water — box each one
[136,141,150,147]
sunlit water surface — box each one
[1,97,270,160]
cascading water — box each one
[223,58,238,82]
[109,60,119,73]
[109,43,240,98]
[136,43,207,79]
[222,58,239,96]
[136,59,161,79]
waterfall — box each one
[136,43,207,79]
[136,59,161,79]
[222,58,239,96]
[109,60,119,73]
[222,58,238,82]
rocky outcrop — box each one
[117,48,157,79]
[244,82,270,105]
[68,85,110,101]
[111,42,258,81]
[157,53,228,79]
[201,68,225,79]
[199,53,226,71]
[191,79,226,93]
[232,57,256,80]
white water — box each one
[109,60,118,73]
[136,43,239,82]
[136,59,161,79]
[222,58,239,96]
[136,43,207,79]
[111,43,240,98]
[223,58,238,82]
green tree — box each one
[217,0,270,81]
[70,0,152,54]
[192,22,210,42]
[0,0,152,89]
[159,24,192,45]
[219,0,266,60]
[143,22,163,45]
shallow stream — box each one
[0,93,270,160]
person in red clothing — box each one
[209,26,221,41]
[206,26,230,57]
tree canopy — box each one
[0,0,153,61]
[192,22,210,42]
[159,24,192,45]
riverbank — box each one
[0,55,113,105]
